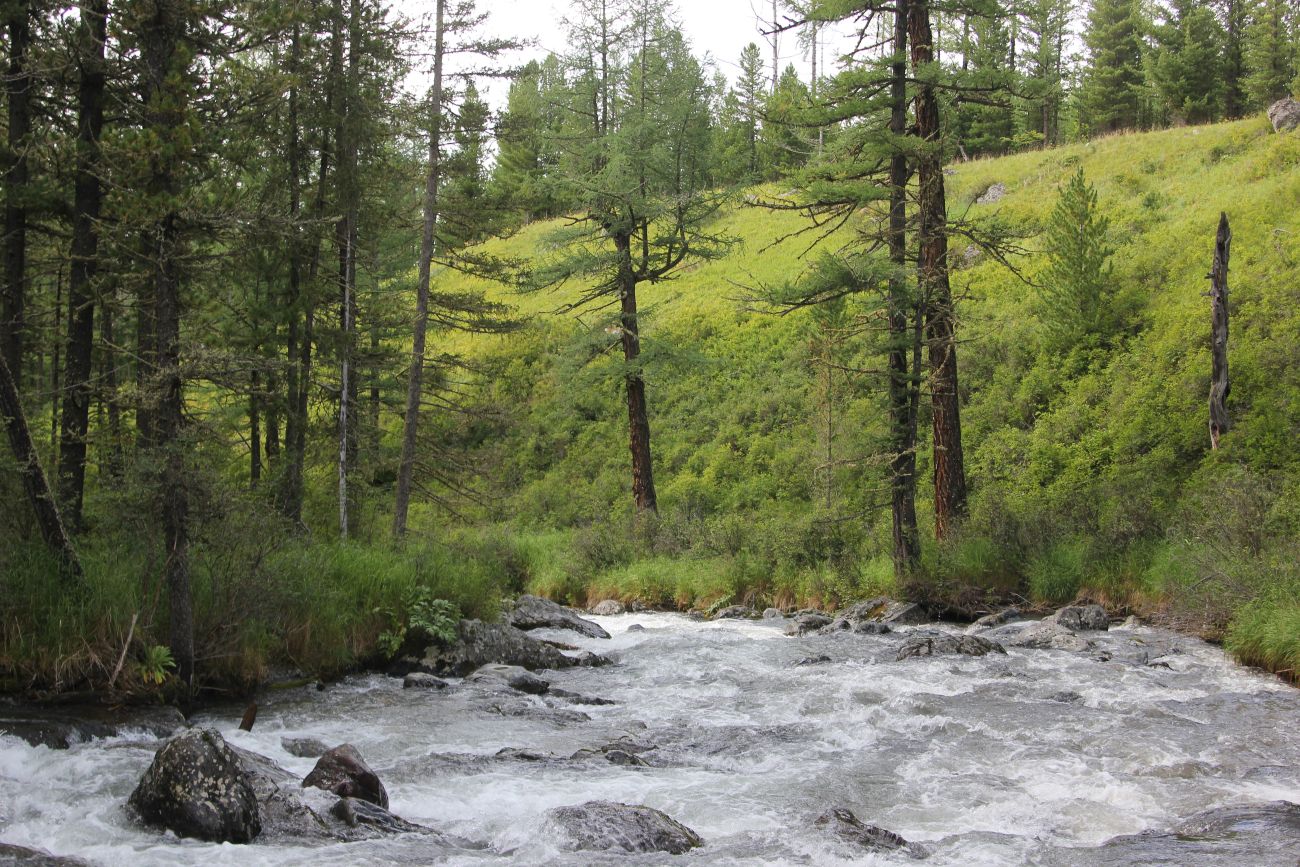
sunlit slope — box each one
[425,115,1300,541]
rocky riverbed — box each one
[1,600,1298,865]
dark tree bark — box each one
[910,0,967,539]
[332,0,360,538]
[393,0,445,538]
[100,284,123,478]
[279,21,308,524]
[614,231,657,514]
[888,0,920,574]
[1208,212,1230,450]
[0,351,82,580]
[57,0,108,532]
[1,0,31,382]
[249,367,262,485]
[140,0,194,693]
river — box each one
[1,613,1298,865]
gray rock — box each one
[797,654,832,666]
[590,599,625,616]
[281,736,330,758]
[762,607,784,619]
[0,845,91,866]
[713,605,756,620]
[1046,604,1109,631]
[549,688,615,705]
[853,621,892,635]
[302,743,388,809]
[626,623,646,632]
[0,705,186,749]
[896,632,1006,660]
[402,672,448,690]
[407,619,609,676]
[1049,691,1083,703]
[230,745,333,840]
[506,595,611,639]
[976,182,1006,204]
[998,620,1093,652]
[784,613,832,635]
[545,800,703,854]
[1095,801,1300,865]
[127,729,262,843]
[967,607,1022,632]
[328,797,426,834]
[816,807,928,858]
[823,597,927,633]
[1268,97,1300,133]
[466,663,550,695]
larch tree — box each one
[1079,0,1148,134]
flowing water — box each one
[2,613,1298,865]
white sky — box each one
[394,0,849,107]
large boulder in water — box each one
[302,743,388,809]
[815,807,928,859]
[1095,801,1300,865]
[984,619,1092,652]
[590,599,625,616]
[545,800,703,854]
[0,844,92,866]
[1046,604,1109,631]
[505,595,610,639]
[1269,97,1300,133]
[127,729,261,843]
[896,632,1005,660]
[784,613,832,635]
[402,619,609,676]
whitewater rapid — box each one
[1,613,1298,865]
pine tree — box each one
[958,11,1017,155]
[1153,0,1227,123]
[764,64,813,174]
[1242,0,1297,109]
[1020,0,1071,145]
[1079,0,1148,134]
[1038,167,1114,349]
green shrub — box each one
[1027,538,1087,604]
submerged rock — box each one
[967,607,1023,632]
[984,619,1093,652]
[281,736,330,758]
[329,797,426,834]
[127,729,261,843]
[626,623,646,633]
[549,687,615,705]
[0,844,92,866]
[797,654,832,666]
[467,663,550,695]
[402,672,448,690]
[590,599,625,616]
[302,743,388,809]
[896,632,1006,660]
[0,705,186,750]
[1047,604,1109,631]
[545,800,703,854]
[821,597,927,634]
[815,807,928,859]
[405,619,609,677]
[1093,801,1300,865]
[713,605,756,620]
[506,595,611,639]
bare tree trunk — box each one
[0,351,82,580]
[101,282,122,478]
[1,0,31,383]
[393,0,445,538]
[249,368,262,486]
[1208,212,1231,449]
[57,0,107,532]
[614,232,657,514]
[910,0,967,539]
[888,0,920,574]
[280,22,309,524]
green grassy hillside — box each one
[419,116,1300,678]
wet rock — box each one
[127,728,261,843]
[626,623,646,633]
[404,619,609,677]
[402,672,448,690]
[549,688,615,705]
[976,182,1006,204]
[590,599,625,616]
[1049,691,1083,703]
[1095,801,1300,865]
[784,613,831,635]
[280,736,330,758]
[487,702,591,724]
[853,621,892,635]
[467,663,550,695]
[1047,604,1109,631]
[896,632,1006,660]
[0,705,186,750]
[822,597,927,634]
[494,747,560,763]
[506,595,611,639]
[302,743,388,809]
[1115,615,1142,630]
[762,608,783,619]
[230,745,332,840]
[797,655,832,666]
[713,605,756,620]
[967,607,1022,632]
[545,800,703,854]
[0,844,92,866]
[1269,97,1300,133]
[815,807,928,859]
[328,797,427,834]
[989,620,1092,652]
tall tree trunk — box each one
[910,0,968,539]
[264,368,279,466]
[141,0,194,694]
[249,367,262,485]
[101,282,122,478]
[280,22,307,523]
[888,0,920,574]
[1,0,31,383]
[0,351,82,580]
[57,0,108,532]
[1208,212,1231,449]
[333,0,360,538]
[393,0,444,537]
[614,232,657,514]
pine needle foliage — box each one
[1037,168,1114,349]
